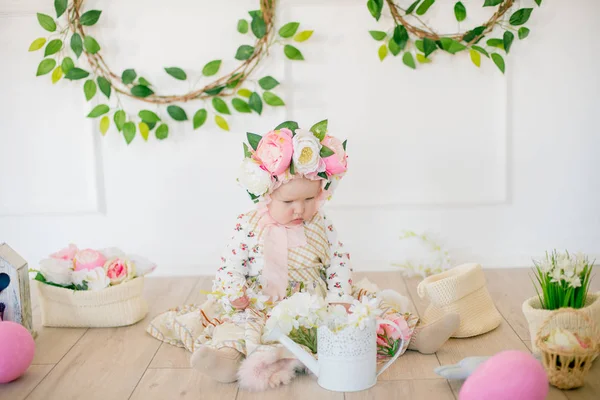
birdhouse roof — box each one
[0,243,28,270]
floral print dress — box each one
[147,209,416,360]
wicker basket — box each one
[535,308,600,390]
[36,277,148,328]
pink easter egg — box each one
[0,321,35,383]
[459,350,548,400]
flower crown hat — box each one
[237,119,348,206]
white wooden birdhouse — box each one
[0,243,34,335]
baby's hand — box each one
[231,287,250,310]
[231,295,250,310]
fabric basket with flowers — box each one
[522,250,599,355]
[536,308,600,389]
[32,244,156,328]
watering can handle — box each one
[376,319,405,377]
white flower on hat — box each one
[238,158,272,196]
[292,129,326,175]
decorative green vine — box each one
[367,0,542,72]
[29,0,313,144]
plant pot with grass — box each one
[522,250,599,355]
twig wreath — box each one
[29,0,313,144]
[367,0,542,72]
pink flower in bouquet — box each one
[253,129,294,175]
[50,244,78,261]
[377,315,411,341]
[377,336,390,348]
[73,249,107,272]
[321,135,347,175]
[104,258,136,285]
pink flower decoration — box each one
[104,258,135,285]
[321,135,347,175]
[377,336,390,348]
[73,249,107,272]
[378,316,411,341]
[253,129,294,175]
[50,244,79,261]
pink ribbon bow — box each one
[258,212,307,300]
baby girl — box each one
[147,121,459,389]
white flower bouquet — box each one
[205,275,272,316]
[532,250,594,310]
[263,292,383,354]
[32,244,156,328]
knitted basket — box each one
[535,308,600,390]
[417,263,502,337]
[36,277,148,328]
[523,292,600,355]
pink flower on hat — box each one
[73,249,107,272]
[50,244,79,261]
[322,135,348,175]
[253,129,294,176]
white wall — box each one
[1,0,599,276]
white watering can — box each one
[266,317,404,392]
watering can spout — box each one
[265,328,319,376]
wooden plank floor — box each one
[1,269,598,400]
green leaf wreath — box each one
[367,0,542,73]
[29,0,313,144]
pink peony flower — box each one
[104,257,136,285]
[50,244,79,261]
[73,249,107,272]
[253,129,294,175]
[321,135,347,175]
[378,315,411,341]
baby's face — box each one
[268,178,322,225]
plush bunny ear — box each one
[434,356,491,380]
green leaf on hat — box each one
[248,191,260,203]
[317,172,328,180]
[275,121,299,131]
[247,132,262,151]
[243,143,253,158]
[320,145,335,158]
[310,119,328,141]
